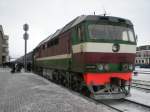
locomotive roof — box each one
[36,15,133,48]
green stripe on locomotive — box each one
[35,57,85,73]
[35,58,71,70]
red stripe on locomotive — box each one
[83,72,132,85]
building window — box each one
[139,60,141,64]
[142,60,144,64]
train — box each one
[33,15,137,99]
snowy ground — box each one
[0,68,116,112]
[128,68,150,107]
[133,69,150,82]
[126,88,150,106]
[0,67,150,112]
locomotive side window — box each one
[47,38,59,48]
[42,45,45,49]
[77,26,84,42]
[78,27,81,40]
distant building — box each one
[0,25,9,65]
[135,45,150,68]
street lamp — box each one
[23,24,29,72]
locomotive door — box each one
[66,31,72,70]
[70,24,85,72]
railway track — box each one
[134,70,150,74]
[100,98,150,112]
[78,91,150,112]
[132,83,150,92]
[55,82,150,112]
[132,79,150,85]
[132,80,150,93]
[132,80,150,92]
[63,83,150,112]
[65,87,126,112]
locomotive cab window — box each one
[88,24,136,43]
[128,30,135,42]
[122,31,128,41]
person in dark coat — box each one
[11,63,16,73]
[16,63,22,72]
[27,62,32,72]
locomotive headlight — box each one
[104,64,109,71]
[112,43,120,52]
[97,64,103,71]
[122,64,128,71]
[129,64,133,71]
[112,45,117,51]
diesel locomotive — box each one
[33,15,137,99]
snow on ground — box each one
[129,68,150,107]
[135,67,150,72]
[132,73,150,82]
[1,67,150,112]
[126,88,150,107]
[133,68,150,82]
[0,68,116,112]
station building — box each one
[0,25,9,65]
[135,45,150,68]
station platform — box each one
[0,68,115,112]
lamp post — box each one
[23,24,29,72]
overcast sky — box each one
[0,0,150,58]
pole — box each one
[23,24,29,72]
[25,39,27,72]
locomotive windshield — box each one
[88,24,135,42]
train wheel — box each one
[52,70,58,83]
[81,86,91,97]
